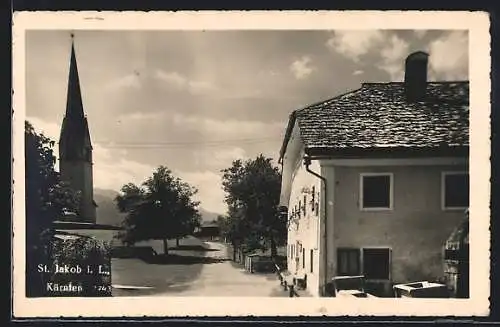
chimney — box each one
[404,51,429,102]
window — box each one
[442,172,469,210]
[310,249,314,273]
[337,248,361,276]
[362,248,391,280]
[360,173,393,210]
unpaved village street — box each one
[111,237,286,297]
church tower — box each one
[59,35,97,223]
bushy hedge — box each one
[38,235,112,297]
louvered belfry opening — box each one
[404,51,429,102]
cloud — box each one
[26,116,61,141]
[353,70,364,76]
[172,113,284,138]
[25,116,230,213]
[326,30,385,62]
[213,147,247,164]
[93,148,155,191]
[154,69,218,95]
[155,70,186,88]
[116,111,166,122]
[427,31,468,81]
[26,116,62,169]
[290,56,315,80]
[188,80,218,95]
[326,30,411,81]
[176,170,226,214]
[327,30,468,81]
[194,146,247,170]
[26,116,155,192]
[377,34,410,81]
[105,73,142,91]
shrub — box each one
[39,235,112,297]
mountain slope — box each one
[198,207,223,223]
[94,188,224,226]
[94,188,125,227]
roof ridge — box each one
[427,80,470,84]
[296,80,470,113]
[361,80,469,86]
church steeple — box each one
[65,33,85,119]
[59,33,97,224]
[59,34,93,162]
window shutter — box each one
[311,186,316,211]
[302,248,305,269]
[303,195,307,215]
[310,249,314,273]
[362,248,391,280]
[337,248,361,276]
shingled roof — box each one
[279,81,469,160]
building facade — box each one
[279,51,469,297]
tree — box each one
[25,121,80,296]
[115,166,201,254]
[215,215,228,242]
[114,183,146,246]
[221,154,284,259]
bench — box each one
[275,264,286,284]
[274,264,301,297]
[279,271,293,288]
[282,273,300,297]
[294,273,307,290]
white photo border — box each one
[12,10,491,317]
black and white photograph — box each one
[12,11,491,317]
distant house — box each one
[195,222,220,241]
[278,51,469,297]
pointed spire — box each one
[65,33,85,118]
[59,32,93,159]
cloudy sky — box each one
[25,29,468,214]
